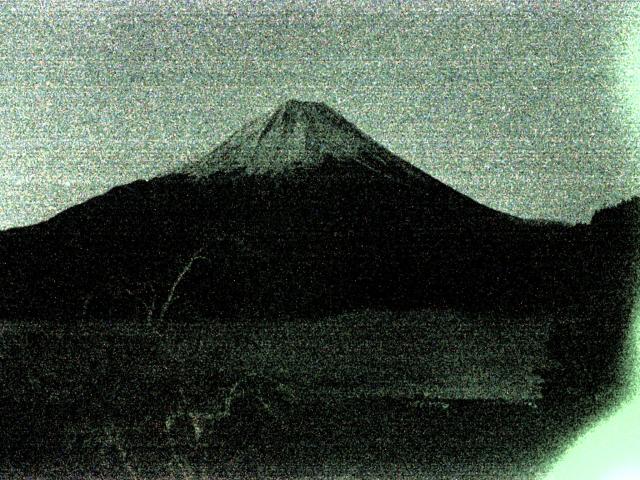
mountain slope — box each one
[181,99,428,182]
[0,100,632,323]
[175,99,523,228]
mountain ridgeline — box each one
[0,100,637,325]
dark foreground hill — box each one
[2,99,635,325]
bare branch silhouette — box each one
[158,246,209,323]
[124,283,157,324]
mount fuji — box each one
[182,99,433,182]
[0,100,635,323]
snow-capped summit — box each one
[180,99,426,183]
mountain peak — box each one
[180,100,427,183]
[279,98,324,112]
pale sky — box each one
[0,0,639,228]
